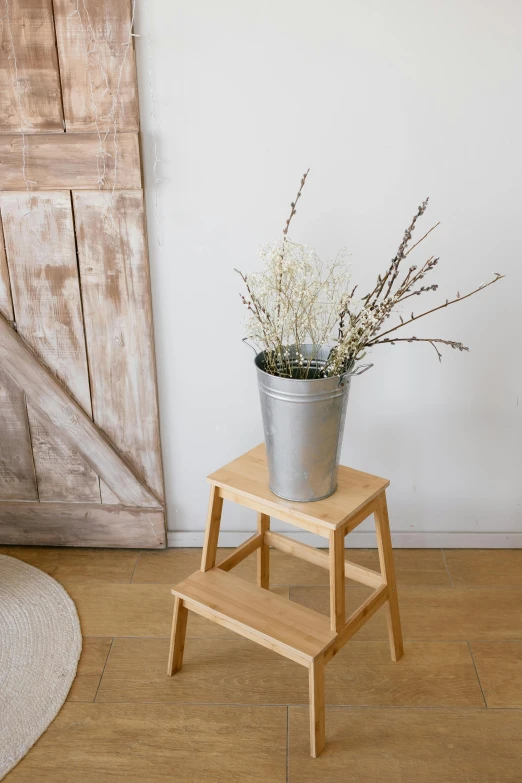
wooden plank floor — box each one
[2,545,522,782]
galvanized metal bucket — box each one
[255,345,371,502]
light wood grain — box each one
[265,532,383,588]
[257,512,270,588]
[77,638,113,675]
[173,567,336,664]
[96,637,484,708]
[0,192,92,407]
[67,675,101,702]
[132,546,450,587]
[291,584,522,641]
[69,637,113,702]
[209,443,388,531]
[73,190,164,502]
[0,365,38,500]
[0,214,13,322]
[53,0,139,133]
[1,191,100,502]
[26,409,101,502]
[201,485,223,571]
[0,547,138,582]
[324,584,388,662]
[470,642,522,708]
[0,0,64,132]
[64,582,174,636]
[0,312,159,507]
[0,503,165,547]
[167,596,188,675]
[309,655,325,758]
[132,547,210,584]
[289,707,522,782]
[60,577,289,639]
[219,487,331,537]
[329,529,346,632]
[216,532,262,572]
[444,549,522,586]
[375,492,404,661]
[0,212,37,503]
[98,636,307,704]
[0,133,140,190]
[7,703,287,782]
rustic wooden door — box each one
[0,0,166,547]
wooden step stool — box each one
[168,443,404,757]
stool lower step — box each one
[172,567,336,665]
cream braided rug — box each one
[0,554,82,779]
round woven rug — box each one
[0,554,82,780]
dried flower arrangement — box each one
[237,170,504,379]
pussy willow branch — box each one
[404,222,440,257]
[283,169,310,236]
[363,198,429,305]
[372,336,468,362]
[278,169,310,318]
[383,198,430,299]
[366,273,505,346]
[365,198,429,305]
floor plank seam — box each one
[93,638,115,703]
[467,641,488,708]
[83,702,519,710]
[129,550,142,583]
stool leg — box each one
[329,528,346,632]
[374,492,404,662]
[309,654,326,758]
[257,512,270,589]
[201,485,223,571]
[167,597,188,675]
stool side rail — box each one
[323,583,389,663]
[216,487,331,537]
[216,533,263,572]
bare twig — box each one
[283,169,310,237]
[364,198,429,305]
[367,273,504,346]
[372,336,469,362]
[405,222,441,257]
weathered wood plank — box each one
[53,0,139,133]
[27,408,101,502]
[73,190,164,502]
[0,502,166,547]
[1,192,93,411]
[0,365,38,500]
[0,214,13,322]
[0,133,141,190]
[0,311,160,507]
[0,0,64,132]
[0,191,100,502]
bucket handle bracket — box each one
[350,363,373,376]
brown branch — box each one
[366,273,504,346]
[283,169,310,236]
[371,336,469,362]
[404,222,441,257]
[363,198,430,305]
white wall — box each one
[134,0,522,547]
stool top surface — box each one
[208,443,389,531]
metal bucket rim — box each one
[254,346,353,384]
